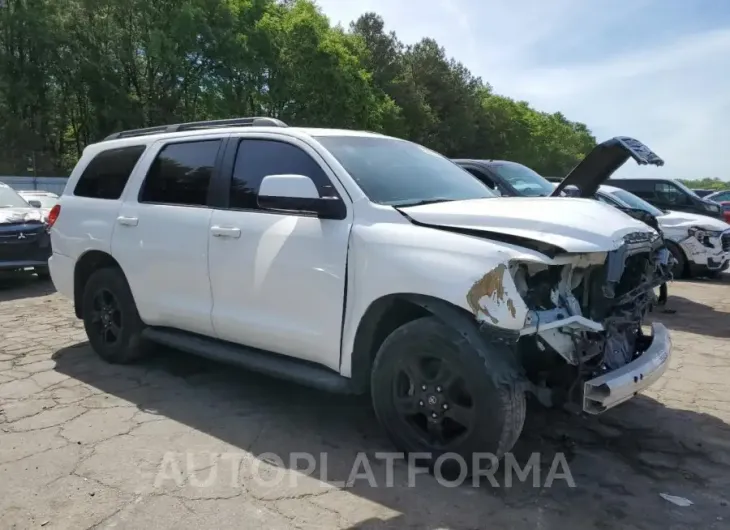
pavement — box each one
[0,273,729,529]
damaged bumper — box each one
[583,323,671,414]
[681,229,730,272]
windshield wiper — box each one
[392,197,457,207]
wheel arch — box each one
[73,250,128,318]
[348,293,522,394]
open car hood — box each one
[0,207,44,225]
[551,137,664,198]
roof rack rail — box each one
[103,116,288,141]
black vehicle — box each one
[693,189,714,198]
[606,177,724,220]
[0,184,51,279]
[454,159,558,197]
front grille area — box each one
[722,232,730,252]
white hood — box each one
[658,210,730,232]
[400,197,656,254]
[0,207,45,225]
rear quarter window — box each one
[74,145,147,200]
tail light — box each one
[47,204,61,229]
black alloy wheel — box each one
[81,267,148,364]
[392,354,475,449]
[371,316,526,477]
[89,288,123,345]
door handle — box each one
[117,216,139,227]
[211,226,241,239]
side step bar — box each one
[142,327,355,394]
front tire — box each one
[666,241,687,279]
[81,267,148,364]
[370,316,526,477]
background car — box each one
[0,183,52,279]
[597,186,730,278]
[454,159,555,197]
[693,189,715,198]
[455,137,730,279]
[605,178,724,220]
[721,202,730,224]
[705,190,730,204]
[17,190,59,214]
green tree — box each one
[0,0,602,178]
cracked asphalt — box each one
[0,273,729,529]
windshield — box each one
[489,162,555,197]
[0,186,31,208]
[315,136,496,206]
[607,188,664,217]
[21,194,57,208]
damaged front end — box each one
[468,230,674,414]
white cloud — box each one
[316,0,730,180]
[500,28,730,179]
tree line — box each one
[0,0,599,177]
[678,178,730,192]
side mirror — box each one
[28,200,42,208]
[257,174,346,220]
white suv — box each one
[48,117,673,471]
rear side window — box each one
[73,145,146,199]
[139,140,222,206]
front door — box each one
[653,181,692,213]
[112,137,224,336]
[207,136,351,371]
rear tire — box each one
[370,316,525,478]
[81,267,148,364]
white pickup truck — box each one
[47,117,673,473]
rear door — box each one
[112,135,226,336]
[51,145,146,262]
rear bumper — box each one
[583,323,671,414]
[48,252,75,299]
[0,260,49,270]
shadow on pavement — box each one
[682,273,730,285]
[52,342,730,530]
[0,272,55,302]
[650,294,730,339]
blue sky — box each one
[316,0,730,180]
